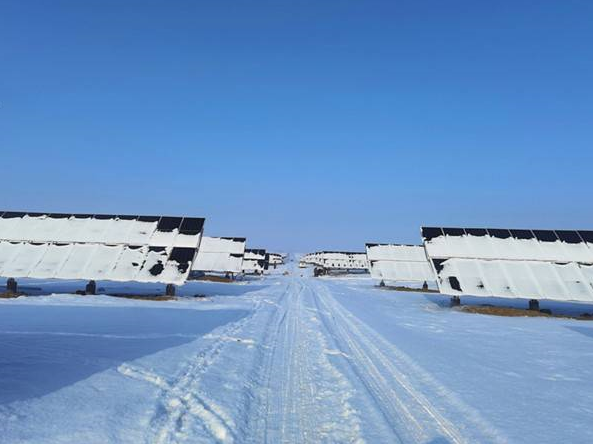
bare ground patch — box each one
[458,305,593,321]
[0,292,23,299]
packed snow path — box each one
[2,272,593,443]
[117,276,505,444]
[241,277,503,444]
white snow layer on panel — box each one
[192,252,244,273]
[321,253,369,270]
[0,242,193,285]
[436,258,593,302]
[190,237,245,273]
[34,244,74,278]
[366,244,434,282]
[198,237,246,255]
[424,232,593,263]
[366,244,428,262]
[244,250,266,260]
[369,260,435,282]
[0,214,202,249]
[268,253,284,265]
[242,259,267,273]
[0,213,204,284]
[299,252,368,269]
[423,228,593,301]
[299,253,320,266]
[1,243,47,277]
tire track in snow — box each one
[116,273,506,443]
[117,284,288,444]
[309,279,508,444]
[249,279,364,444]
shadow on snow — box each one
[0,304,247,404]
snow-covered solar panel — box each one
[268,253,284,266]
[191,237,246,274]
[299,252,320,267]
[0,212,205,285]
[366,244,435,283]
[0,212,203,247]
[321,252,368,270]
[422,227,593,302]
[242,249,269,274]
[244,249,267,260]
[300,251,368,271]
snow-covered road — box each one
[2,272,593,443]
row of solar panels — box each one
[420,227,593,302]
[0,212,283,287]
[302,226,593,303]
[299,252,369,270]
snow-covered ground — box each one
[1,263,593,443]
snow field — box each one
[1,269,593,443]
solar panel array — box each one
[242,249,269,274]
[268,253,285,266]
[6,210,593,304]
[191,237,246,274]
[366,244,435,283]
[299,252,322,267]
[422,227,593,302]
[0,212,205,285]
[299,251,368,271]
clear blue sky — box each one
[1,1,592,252]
